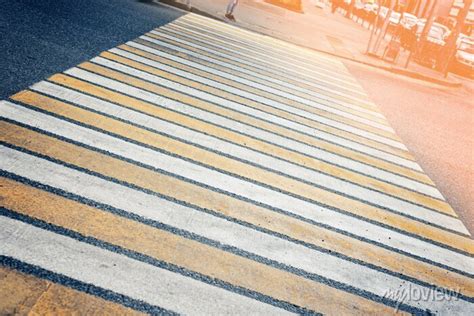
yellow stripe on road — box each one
[144,31,401,140]
[97,52,425,186]
[37,75,453,217]
[181,15,351,74]
[8,92,473,254]
[66,63,448,216]
[44,74,444,211]
[159,25,386,118]
[0,267,142,315]
[1,122,473,299]
[118,43,415,162]
[179,15,362,89]
[0,178,400,315]
[104,47,387,135]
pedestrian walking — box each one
[225,0,239,21]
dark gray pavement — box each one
[346,61,474,235]
[0,0,183,99]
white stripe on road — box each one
[64,67,442,199]
[179,15,359,83]
[29,80,466,235]
[1,104,471,275]
[129,40,407,150]
[93,54,419,171]
[0,216,290,315]
[147,31,394,133]
[107,48,417,170]
[161,22,369,99]
[0,178,470,313]
[182,14,349,71]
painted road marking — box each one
[176,14,378,111]
[171,18,358,84]
[128,39,410,151]
[1,12,473,315]
[95,52,420,173]
[1,104,472,271]
[55,65,432,189]
[2,178,472,314]
[182,15,352,74]
[114,40,382,123]
[57,67,442,198]
[144,32,399,137]
[24,81,462,229]
[106,47,396,154]
[179,15,363,88]
[116,43,415,160]
[173,17,352,71]
[0,216,293,315]
[158,24,374,105]
[0,266,143,315]
[2,153,473,302]
[84,55,426,181]
[159,23,377,105]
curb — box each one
[153,0,462,88]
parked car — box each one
[400,13,418,30]
[457,33,471,45]
[415,21,450,46]
[376,7,402,38]
[363,2,377,13]
[378,6,401,24]
[451,37,474,78]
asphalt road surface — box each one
[0,0,183,99]
[345,62,474,235]
[1,2,473,315]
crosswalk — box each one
[1,13,473,315]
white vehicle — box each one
[379,6,401,24]
[363,3,378,13]
[400,13,418,29]
[416,21,450,46]
[389,11,401,24]
[457,33,471,46]
[379,6,388,17]
[452,37,474,77]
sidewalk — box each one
[158,0,463,87]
